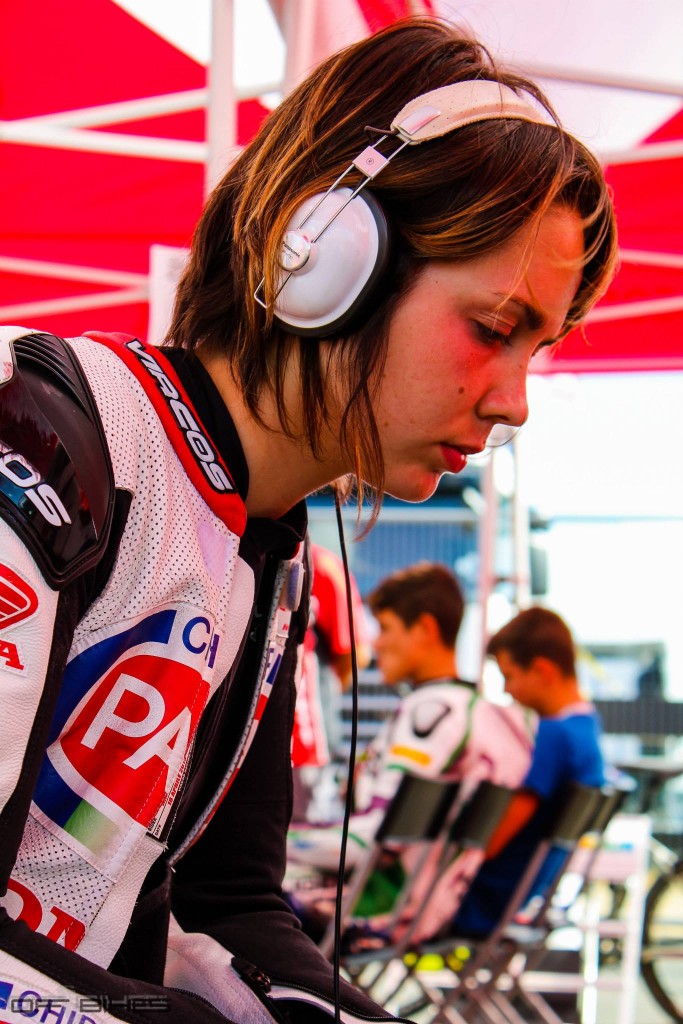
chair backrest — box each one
[483,783,604,938]
[544,781,605,847]
[449,781,514,849]
[591,773,636,833]
[330,778,517,964]
[385,781,516,950]
[319,774,462,958]
[376,774,462,843]
[422,782,623,1024]
[552,776,636,912]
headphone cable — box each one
[331,491,360,1024]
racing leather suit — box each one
[0,328,393,1024]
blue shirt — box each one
[452,704,604,937]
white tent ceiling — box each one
[115,0,683,156]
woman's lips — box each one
[440,444,468,474]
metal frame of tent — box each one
[0,0,233,324]
[1,0,681,329]
[1,0,682,633]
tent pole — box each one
[600,138,683,165]
[13,91,208,129]
[280,0,317,95]
[0,121,205,162]
[587,294,683,322]
[520,62,683,98]
[478,453,499,676]
[0,289,149,321]
[206,0,237,197]
[510,435,532,611]
[0,257,146,287]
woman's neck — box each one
[197,347,348,519]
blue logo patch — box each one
[0,981,14,1008]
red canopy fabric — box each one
[539,106,683,374]
[1,0,681,372]
[0,0,271,340]
[0,0,203,339]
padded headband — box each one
[258,79,557,336]
[391,81,554,143]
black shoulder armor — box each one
[0,332,115,588]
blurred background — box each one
[2,0,683,842]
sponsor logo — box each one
[0,448,71,527]
[0,982,13,1009]
[0,640,24,671]
[0,564,38,630]
[125,339,233,494]
[61,652,209,826]
[3,878,85,951]
[0,565,38,672]
[36,610,217,837]
[182,615,220,668]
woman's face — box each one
[373,205,584,502]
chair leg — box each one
[430,998,476,1024]
[514,987,568,1024]
[438,943,532,1024]
[456,984,514,1024]
[488,986,537,1024]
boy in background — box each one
[287,564,535,910]
[418,606,605,941]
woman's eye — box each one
[474,321,513,346]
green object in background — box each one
[355,861,406,916]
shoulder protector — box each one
[0,330,114,588]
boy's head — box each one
[367,562,464,685]
[486,607,579,714]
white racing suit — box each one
[289,679,536,874]
[287,680,536,939]
[0,328,397,1024]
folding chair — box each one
[514,779,635,1024]
[318,773,463,960]
[419,782,606,1024]
[338,781,516,1014]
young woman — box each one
[0,17,616,1024]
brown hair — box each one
[486,606,577,677]
[368,562,465,648]
[168,17,617,516]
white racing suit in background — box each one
[288,678,536,920]
[0,328,396,1024]
[289,679,537,871]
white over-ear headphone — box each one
[254,80,553,338]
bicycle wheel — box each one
[642,860,683,1022]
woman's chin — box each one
[384,469,442,504]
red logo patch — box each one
[0,564,38,630]
[60,654,210,827]
[4,877,85,950]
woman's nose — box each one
[478,362,530,429]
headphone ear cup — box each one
[273,188,390,338]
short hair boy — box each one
[451,606,605,937]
